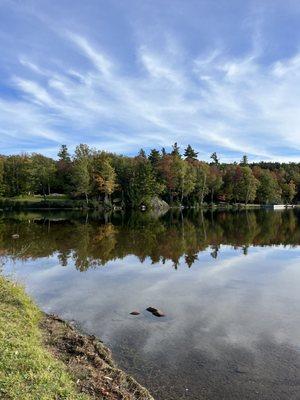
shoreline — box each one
[0,276,154,400]
[1,197,298,212]
[41,314,154,400]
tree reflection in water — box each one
[1,209,299,270]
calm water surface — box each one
[1,209,300,399]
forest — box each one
[0,143,299,208]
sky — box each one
[1,0,300,162]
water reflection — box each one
[1,209,300,399]
[1,209,300,269]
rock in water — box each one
[130,311,140,315]
[146,307,157,313]
[152,310,165,317]
[146,307,165,317]
[12,234,19,239]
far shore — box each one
[0,195,299,212]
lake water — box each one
[1,209,300,399]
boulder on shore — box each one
[149,196,169,211]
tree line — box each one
[0,143,299,207]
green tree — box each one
[282,180,297,204]
[179,160,196,203]
[73,144,92,204]
[3,155,32,196]
[31,154,57,196]
[58,144,71,162]
[56,145,73,193]
[210,152,219,165]
[194,162,209,205]
[222,165,237,202]
[184,144,198,161]
[138,148,147,159]
[148,149,161,165]
[240,155,248,166]
[223,165,258,204]
[256,169,282,204]
[128,157,162,207]
[235,166,259,204]
[171,142,181,158]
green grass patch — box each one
[0,276,90,400]
[0,198,86,210]
[5,195,70,202]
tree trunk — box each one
[201,175,207,205]
[245,183,250,205]
[201,174,207,205]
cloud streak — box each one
[1,1,300,160]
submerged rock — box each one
[130,311,140,315]
[146,307,165,317]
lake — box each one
[1,209,300,399]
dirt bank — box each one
[41,314,154,400]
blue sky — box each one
[1,0,300,161]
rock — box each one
[146,307,158,313]
[152,310,165,317]
[130,311,140,315]
[12,234,19,239]
[149,196,169,211]
[146,307,165,317]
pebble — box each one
[130,311,140,315]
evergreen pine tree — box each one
[184,144,198,160]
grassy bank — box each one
[0,276,90,399]
[0,276,153,400]
[0,196,89,211]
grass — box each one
[6,195,70,202]
[0,197,87,211]
[0,276,90,400]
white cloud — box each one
[2,32,300,159]
[0,98,64,144]
[67,32,112,76]
[13,77,55,107]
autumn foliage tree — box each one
[0,144,299,207]
[92,152,117,204]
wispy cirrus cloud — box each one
[1,0,300,160]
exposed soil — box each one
[40,314,154,400]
